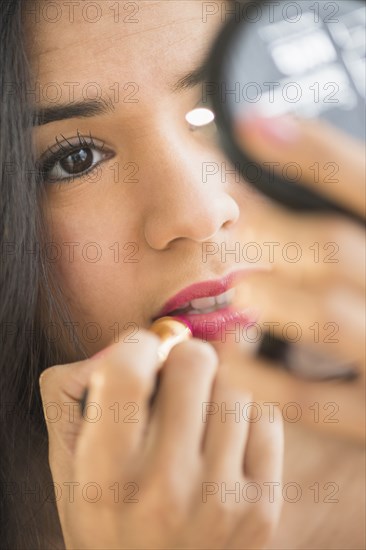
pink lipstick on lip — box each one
[153,269,259,342]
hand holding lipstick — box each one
[39,323,284,550]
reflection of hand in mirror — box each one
[205,0,365,401]
[207,0,365,218]
[223,115,365,441]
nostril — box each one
[222,217,237,230]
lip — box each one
[152,269,261,341]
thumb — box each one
[39,357,99,478]
[234,114,365,219]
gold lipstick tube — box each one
[150,316,192,367]
[81,317,192,414]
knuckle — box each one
[215,367,252,399]
[144,473,187,528]
[136,328,161,350]
[93,358,150,399]
[92,331,161,394]
[124,366,151,397]
[38,364,61,395]
[255,502,279,535]
[205,492,235,532]
[191,340,219,366]
[169,339,218,373]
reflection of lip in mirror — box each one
[257,334,359,382]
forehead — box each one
[24,1,222,100]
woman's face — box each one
[26,0,268,357]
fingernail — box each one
[90,343,114,361]
[79,388,88,416]
[239,114,301,145]
[90,349,106,360]
[80,368,106,416]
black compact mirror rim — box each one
[206,0,365,225]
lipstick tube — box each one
[148,317,192,407]
[150,316,192,367]
[80,317,192,414]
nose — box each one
[140,133,240,250]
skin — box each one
[28,2,283,548]
[24,0,364,547]
[40,335,284,549]
[234,116,366,366]
[25,0,266,358]
[229,116,366,442]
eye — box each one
[37,133,114,184]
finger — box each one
[75,330,160,483]
[235,272,365,367]
[228,405,284,550]
[202,362,252,478]
[39,356,102,529]
[39,358,99,458]
[226,349,366,443]
[235,115,366,219]
[244,404,284,483]
[237,201,366,292]
[145,339,218,471]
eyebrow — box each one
[171,56,209,93]
[32,95,115,126]
[32,58,209,127]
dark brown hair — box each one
[0,1,81,547]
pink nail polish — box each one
[90,349,107,361]
[89,339,119,361]
[244,114,301,145]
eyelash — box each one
[37,130,113,185]
[37,100,216,186]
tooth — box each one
[189,305,218,315]
[215,290,229,305]
[190,296,216,309]
[175,302,189,310]
[216,288,235,305]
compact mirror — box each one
[207,0,365,222]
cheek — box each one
[43,199,143,346]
